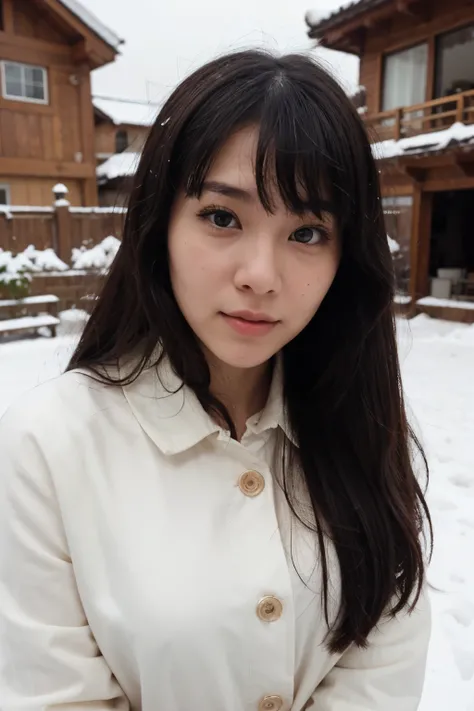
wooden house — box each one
[93,95,159,206]
[93,96,158,163]
[0,0,122,207]
[307,0,474,320]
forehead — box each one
[206,126,260,186]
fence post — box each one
[394,108,402,140]
[52,184,72,262]
[456,93,465,123]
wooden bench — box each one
[0,294,60,338]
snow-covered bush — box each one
[71,236,121,272]
[0,249,32,299]
[22,245,69,272]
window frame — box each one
[0,184,11,205]
[0,60,49,105]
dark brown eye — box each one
[209,210,236,228]
[290,226,327,245]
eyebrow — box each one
[201,179,335,216]
[201,181,254,202]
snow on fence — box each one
[0,190,126,258]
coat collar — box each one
[121,353,296,456]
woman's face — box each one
[168,126,341,370]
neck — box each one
[206,353,273,441]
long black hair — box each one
[69,50,431,654]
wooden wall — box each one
[95,122,150,157]
[3,177,82,206]
[0,0,98,205]
[360,0,474,113]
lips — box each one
[220,311,279,337]
[224,310,277,324]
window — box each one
[435,24,474,98]
[1,61,48,104]
[0,1,4,31]
[115,130,129,153]
[382,44,428,111]
[382,196,413,294]
[0,184,11,205]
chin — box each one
[206,343,277,370]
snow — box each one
[53,184,69,195]
[93,96,160,127]
[373,122,474,161]
[0,205,54,219]
[22,246,69,272]
[388,236,400,254]
[3,206,54,213]
[306,1,355,26]
[0,295,58,308]
[54,198,71,208]
[0,315,473,707]
[0,250,32,285]
[0,247,68,275]
[58,0,122,50]
[71,235,120,271]
[395,294,412,305]
[69,206,127,214]
[58,308,90,337]
[418,296,474,311]
[0,314,59,334]
[96,152,140,182]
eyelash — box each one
[197,205,241,228]
[197,205,331,245]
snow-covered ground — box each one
[0,311,473,709]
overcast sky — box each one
[80,0,359,104]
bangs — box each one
[173,70,358,227]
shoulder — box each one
[0,369,126,460]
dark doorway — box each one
[430,190,474,299]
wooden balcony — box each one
[364,89,474,143]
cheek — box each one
[295,256,339,301]
[168,223,227,302]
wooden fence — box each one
[0,202,126,260]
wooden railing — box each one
[364,89,474,142]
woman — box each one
[0,51,431,711]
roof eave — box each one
[306,0,417,54]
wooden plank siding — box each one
[5,176,82,206]
[0,0,118,207]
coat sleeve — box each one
[308,590,431,710]
[0,406,130,711]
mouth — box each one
[220,311,279,337]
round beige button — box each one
[259,696,283,711]
[257,596,283,622]
[238,470,265,497]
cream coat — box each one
[0,358,431,711]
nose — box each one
[234,234,282,295]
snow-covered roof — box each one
[373,122,474,161]
[59,0,123,50]
[93,96,160,127]
[306,0,386,34]
[96,152,140,184]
